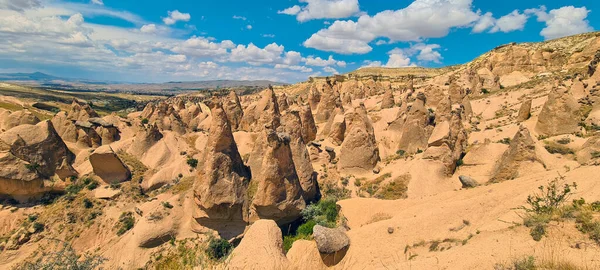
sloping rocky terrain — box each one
[1,32,600,269]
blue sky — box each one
[0,0,597,83]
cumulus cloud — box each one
[279,0,360,22]
[0,0,41,12]
[304,55,346,67]
[323,66,338,74]
[246,25,252,30]
[163,10,191,25]
[275,64,313,73]
[385,49,412,68]
[229,43,285,65]
[304,0,479,54]
[526,6,593,40]
[140,24,157,34]
[90,0,103,5]
[171,36,234,57]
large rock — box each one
[0,120,75,179]
[398,93,432,154]
[576,135,600,165]
[535,87,581,136]
[491,126,541,182]
[424,109,468,175]
[315,82,341,123]
[193,99,250,234]
[223,91,244,131]
[240,87,281,132]
[338,103,380,172]
[300,105,317,143]
[287,240,327,270]
[313,225,350,254]
[327,113,346,146]
[459,175,479,188]
[89,145,131,183]
[281,111,319,202]
[278,93,290,111]
[1,110,40,131]
[228,220,289,270]
[380,87,395,109]
[517,99,532,122]
[68,99,99,121]
[129,123,163,157]
[250,130,306,225]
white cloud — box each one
[0,0,41,12]
[385,49,412,68]
[90,0,103,5]
[140,24,157,34]
[275,64,313,73]
[303,55,346,67]
[526,6,593,40]
[163,10,190,25]
[285,0,360,22]
[283,51,302,65]
[233,15,247,20]
[229,43,285,65]
[472,12,495,33]
[278,5,301,15]
[323,66,338,74]
[361,60,382,68]
[489,10,528,33]
[304,0,479,54]
[246,25,252,30]
[262,34,275,38]
[171,36,234,57]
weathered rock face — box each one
[223,91,244,131]
[0,120,75,179]
[448,83,465,104]
[338,103,380,172]
[129,123,163,157]
[0,110,40,131]
[398,93,432,154]
[308,84,322,111]
[193,100,250,229]
[89,145,131,184]
[250,130,306,225]
[576,135,600,165]
[517,99,532,122]
[315,83,341,123]
[68,99,99,121]
[380,87,395,109]
[278,93,290,112]
[300,105,317,143]
[281,111,319,202]
[424,110,468,175]
[228,220,289,270]
[536,87,581,136]
[240,87,281,132]
[141,102,187,134]
[313,225,350,254]
[287,240,327,270]
[327,113,346,146]
[491,126,540,182]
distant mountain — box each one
[0,72,286,93]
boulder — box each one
[535,87,581,136]
[228,220,289,270]
[68,99,99,121]
[576,135,600,165]
[250,130,306,225]
[1,110,40,131]
[459,175,479,188]
[338,103,380,172]
[89,145,131,183]
[517,99,532,122]
[328,113,346,146]
[313,225,350,254]
[287,240,327,270]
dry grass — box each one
[365,212,392,225]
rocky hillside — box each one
[1,31,600,269]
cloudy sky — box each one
[0,0,596,83]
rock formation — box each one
[129,123,163,157]
[0,110,40,131]
[68,99,99,121]
[313,225,350,254]
[338,103,380,172]
[380,87,395,109]
[299,104,317,143]
[398,93,432,154]
[281,111,319,202]
[193,100,250,235]
[536,87,581,136]
[315,83,341,122]
[278,93,290,111]
[240,87,281,132]
[89,145,131,183]
[228,220,289,269]
[223,91,244,130]
[490,126,541,182]
[250,130,305,225]
[517,99,532,122]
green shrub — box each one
[141,118,149,124]
[86,180,99,190]
[186,158,198,169]
[24,163,40,173]
[83,198,93,209]
[206,238,232,260]
[162,202,174,209]
[481,89,490,94]
[544,143,574,155]
[116,212,135,236]
[16,241,105,270]
[297,220,317,235]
